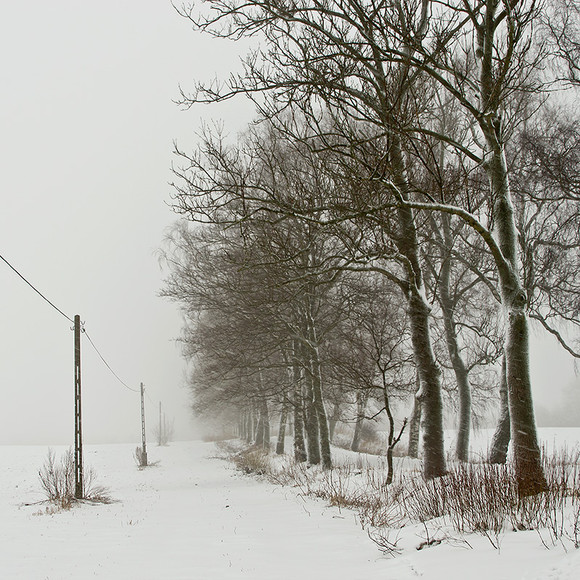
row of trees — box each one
[163,0,580,496]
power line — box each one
[0,252,74,323]
[1,250,141,395]
[83,329,140,393]
[145,389,156,406]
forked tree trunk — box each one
[485,129,546,495]
[391,136,446,479]
[474,0,546,496]
[489,356,510,464]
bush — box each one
[38,448,111,509]
[134,446,148,468]
[221,440,580,551]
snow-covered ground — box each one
[1,431,579,579]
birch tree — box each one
[176,1,448,480]
[174,0,565,492]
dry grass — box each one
[221,440,580,551]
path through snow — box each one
[0,441,578,579]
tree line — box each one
[161,0,580,496]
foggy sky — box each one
[0,1,251,445]
[0,1,577,447]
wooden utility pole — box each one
[140,382,148,466]
[74,314,83,499]
[158,401,162,446]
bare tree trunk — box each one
[245,410,254,444]
[490,157,543,488]
[489,356,510,464]
[505,307,545,494]
[254,398,270,451]
[408,373,422,458]
[439,216,471,462]
[239,412,246,440]
[408,291,446,478]
[306,311,332,469]
[391,136,446,479]
[485,129,546,495]
[292,340,307,463]
[383,385,407,485]
[300,339,321,465]
[311,359,332,469]
[350,391,366,452]
[304,378,320,465]
[276,404,288,455]
[328,401,340,443]
[474,0,546,496]
[385,387,395,484]
[255,413,264,447]
[453,358,471,462]
[254,369,271,450]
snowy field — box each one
[1,430,580,579]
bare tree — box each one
[544,0,580,85]
[175,3,449,480]
[172,0,571,493]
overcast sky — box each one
[0,0,253,445]
[0,1,577,447]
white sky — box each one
[0,1,577,446]
[0,0,252,444]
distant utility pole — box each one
[74,314,83,499]
[140,382,148,466]
[159,401,162,446]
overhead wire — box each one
[1,250,140,395]
[83,330,140,393]
[0,252,74,323]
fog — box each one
[0,1,577,447]
[0,0,251,445]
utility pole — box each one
[158,401,162,446]
[74,314,83,499]
[140,382,148,466]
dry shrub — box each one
[39,449,75,509]
[38,448,112,510]
[399,448,580,548]
[226,445,271,476]
[134,446,147,468]
[221,440,580,551]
